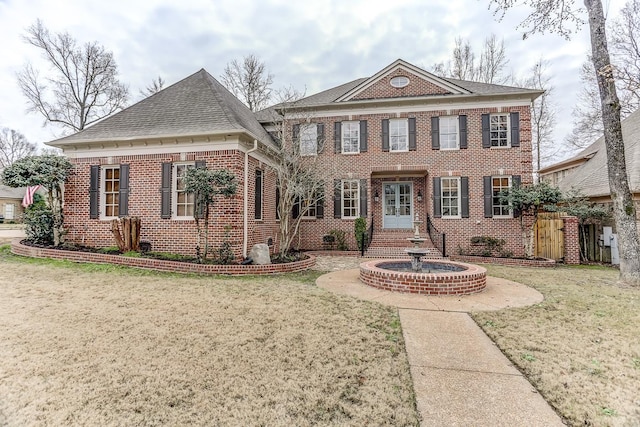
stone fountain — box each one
[405,213,430,272]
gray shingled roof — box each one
[49,69,273,145]
[0,185,25,199]
[557,108,640,197]
[260,68,540,116]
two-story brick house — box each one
[48,59,541,259]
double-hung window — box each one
[490,114,509,147]
[174,163,195,218]
[441,177,460,217]
[341,180,359,218]
[342,121,360,154]
[301,199,317,218]
[389,119,408,152]
[492,176,512,217]
[300,124,318,156]
[439,116,459,150]
[102,166,120,218]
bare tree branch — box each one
[221,54,273,111]
[16,19,129,133]
[139,76,165,98]
[0,128,37,169]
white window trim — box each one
[490,113,511,148]
[439,116,460,151]
[341,121,360,154]
[100,165,120,220]
[301,198,317,219]
[172,162,195,220]
[389,118,409,152]
[441,177,461,219]
[341,179,360,219]
[299,124,318,157]
[492,175,513,218]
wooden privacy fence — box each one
[535,213,564,260]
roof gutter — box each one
[243,139,259,258]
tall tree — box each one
[139,76,165,98]
[433,34,510,84]
[565,61,605,149]
[1,155,72,246]
[266,88,329,257]
[17,19,129,133]
[490,0,640,285]
[0,127,37,169]
[221,54,273,112]
[523,59,558,174]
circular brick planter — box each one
[11,239,315,276]
[359,259,487,295]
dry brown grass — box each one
[0,248,419,426]
[472,264,640,427]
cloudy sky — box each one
[0,0,627,160]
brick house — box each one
[49,59,541,258]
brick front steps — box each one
[450,254,556,267]
[11,240,315,275]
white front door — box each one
[383,183,412,229]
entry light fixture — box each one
[417,190,423,202]
[374,191,379,202]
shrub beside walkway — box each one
[316,260,564,426]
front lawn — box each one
[0,247,419,426]
[472,264,640,427]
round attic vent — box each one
[390,76,410,88]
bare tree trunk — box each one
[586,0,640,284]
[111,219,125,251]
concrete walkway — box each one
[316,266,564,426]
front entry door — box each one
[383,183,412,229]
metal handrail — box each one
[426,214,446,257]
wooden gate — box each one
[535,213,564,260]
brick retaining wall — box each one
[11,239,315,276]
[449,254,556,267]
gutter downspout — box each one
[243,139,259,258]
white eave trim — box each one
[335,59,471,102]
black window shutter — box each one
[161,163,172,219]
[194,160,207,219]
[512,175,522,217]
[275,187,280,220]
[89,165,100,219]
[334,122,342,153]
[459,115,468,149]
[408,118,417,151]
[461,176,469,218]
[382,119,390,152]
[483,176,493,218]
[359,179,367,218]
[316,123,324,154]
[433,177,442,218]
[293,124,300,144]
[316,196,324,219]
[334,179,341,218]
[359,120,368,152]
[292,198,300,219]
[431,116,440,150]
[254,170,263,220]
[510,112,520,147]
[482,114,491,148]
[118,164,130,217]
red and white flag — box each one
[22,185,42,208]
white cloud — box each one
[0,0,630,156]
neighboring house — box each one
[48,59,542,258]
[539,108,640,261]
[0,185,25,222]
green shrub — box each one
[354,217,367,251]
[329,229,348,251]
[215,226,235,265]
[23,202,54,245]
